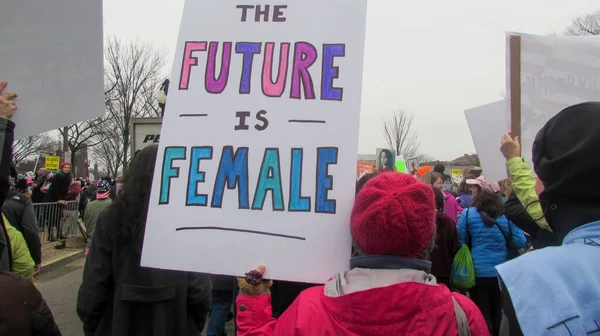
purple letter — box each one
[262,43,290,97]
[321,44,345,101]
[205,42,232,94]
[290,42,317,99]
[236,42,262,94]
[179,42,207,90]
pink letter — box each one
[179,42,207,90]
[205,42,232,94]
[262,42,290,97]
[290,42,317,99]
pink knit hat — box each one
[350,172,436,258]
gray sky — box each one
[104,0,599,160]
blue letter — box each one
[211,146,249,209]
[236,42,262,94]
[321,44,345,101]
[187,146,213,206]
[289,148,310,211]
[252,148,284,211]
[316,147,338,214]
[160,147,186,204]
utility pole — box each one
[62,126,70,163]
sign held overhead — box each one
[0,0,104,139]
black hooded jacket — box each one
[533,102,600,241]
[504,192,559,249]
[47,172,71,202]
[0,119,15,272]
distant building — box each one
[422,154,482,178]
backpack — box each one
[450,208,476,290]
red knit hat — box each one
[60,162,72,169]
[350,172,436,258]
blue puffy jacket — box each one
[457,207,526,278]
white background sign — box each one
[141,0,368,283]
[465,100,508,183]
[507,33,600,167]
[406,158,420,173]
[0,0,104,139]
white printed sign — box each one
[0,0,104,139]
[465,100,508,184]
[506,33,600,167]
[141,0,368,283]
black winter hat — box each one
[533,102,600,205]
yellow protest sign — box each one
[45,156,60,170]
[451,169,463,184]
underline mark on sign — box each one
[180,114,209,117]
[175,226,307,241]
[288,119,326,124]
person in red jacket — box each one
[235,172,489,336]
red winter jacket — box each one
[237,269,489,336]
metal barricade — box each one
[32,201,79,243]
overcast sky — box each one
[104,0,599,160]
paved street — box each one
[34,257,235,336]
[35,258,85,336]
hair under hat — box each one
[350,172,436,258]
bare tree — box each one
[59,118,107,167]
[416,153,435,163]
[92,117,125,178]
[382,109,420,158]
[104,37,166,173]
[12,133,60,167]
[565,10,600,36]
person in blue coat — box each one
[457,175,526,336]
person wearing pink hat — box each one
[235,173,488,336]
[82,180,112,252]
[457,175,526,336]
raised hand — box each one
[501,132,521,160]
[0,81,18,119]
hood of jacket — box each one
[289,256,469,335]
[317,255,454,334]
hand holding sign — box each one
[0,81,17,119]
[501,132,521,160]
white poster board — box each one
[465,100,508,183]
[506,33,600,167]
[141,0,368,283]
[0,0,104,139]
[406,158,420,173]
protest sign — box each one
[357,161,375,179]
[506,33,600,166]
[465,100,508,183]
[376,148,396,172]
[406,157,420,174]
[141,0,368,283]
[395,155,406,173]
[0,0,104,139]
[451,169,462,184]
[45,156,60,171]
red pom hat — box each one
[350,172,436,258]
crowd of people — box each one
[0,79,598,336]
